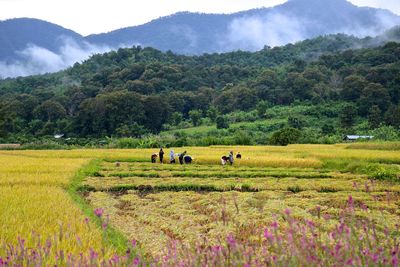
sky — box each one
[0,0,399,36]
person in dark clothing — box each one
[151,153,157,163]
[179,151,187,165]
[236,152,242,159]
[184,155,192,164]
[159,148,164,163]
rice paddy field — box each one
[0,143,399,266]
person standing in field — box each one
[228,151,234,165]
[179,151,187,165]
[170,150,176,163]
[159,148,164,163]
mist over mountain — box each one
[1,0,400,78]
[88,0,400,52]
[0,18,112,78]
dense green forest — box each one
[1,31,400,147]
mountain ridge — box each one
[1,0,400,78]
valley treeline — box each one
[0,31,400,147]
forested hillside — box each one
[0,32,400,146]
[1,0,400,78]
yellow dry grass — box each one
[0,154,107,260]
[0,155,87,186]
[2,143,397,166]
[87,189,400,256]
[0,186,104,254]
[0,143,399,261]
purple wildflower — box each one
[94,208,104,217]
[392,253,399,266]
[270,221,278,229]
[348,196,354,208]
[284,208,291,215]
[227,234,236,246]
[264,228,273,239]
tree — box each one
[286,73,314,100]
[321,123,335,135]
[254,69,278,100]
[214,86,258,114]
[256,101,270,118]
[170,112,183,126]
[126,80,155,94]
[189,110,202,127]
[16,94,39,120]
[33,100,66,122]
[143,96,171,132]
[288,116,306,129]
[216,116,229,129]
[340,75,367,101]
[339,104,357,129]
[207,107,218,123]
[368,105,382,129]
[76,97,107,136]
[384,105,400,128]
[0,107,17,137]
[359,83,391,115]
[270,127,301,146]
[234,130,252,145]
[115,123,147,137]
[99,91,145,134]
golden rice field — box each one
[0,154,107,260]
[0,143,399,264]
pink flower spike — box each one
[270,221,278,229]
[392,254,399,266]
[348,196,354,207]
[131,240,137,248]
[307,220,315,228]
[227,234,236,246]
[284,208,291,215]
[264,228,273,239]
[94,208,104,217]
[211,245,220,254]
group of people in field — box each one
[151,148,241,165]
[220,151,241,165]
[151,148,192,164]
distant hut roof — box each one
[343,135,374,141]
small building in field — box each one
[343,135,374,141]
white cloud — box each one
[351,0,400,14]
[0,38,112,78]
[223,13,307,51]
[0,0,398,35]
